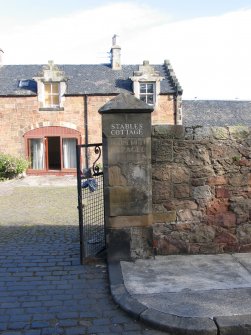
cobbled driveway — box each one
[0,179,166,335]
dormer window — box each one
[44,82,60,108]
[130,60,164,107]
[139,82,155,105]
[34,60,67,111]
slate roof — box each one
[0,64,177,96]
[183,100,251,126]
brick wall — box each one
[0,94,176,160]
[152,125,251,254]
[0,96,86,156]
[87,96,114,144]
[0,97,39,155]
[152,95,175,125]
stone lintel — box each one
[108,214,153,228]
[153,211,177,223]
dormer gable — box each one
[35,60,67,82]
[34,60,67,110]
[130,60,164,106]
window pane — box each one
[140,95,146,102]
[147,95,154,104]
[147,83,154,93]
[52,95,60,105]
[63,138,77,168]
[51,83,59,93]
[140,84,146,93]
[30,139,44,169]
[44,83,51,94]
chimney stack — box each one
[0,49,4,67]
[110,34,121,70]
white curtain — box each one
[63,138,77,168]
[31,139,44,169]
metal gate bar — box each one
[76,143,105,264]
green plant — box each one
[232,155,241,163]
[0,153,29,180]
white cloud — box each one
[121,8,251,100]
[1,2,167,64]
[163,9,251,100]
[1,3,251,100]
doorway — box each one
[47,137,61,170]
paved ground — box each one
[121,254,251,318]
[110,250,251,334]
[0,176,167,335]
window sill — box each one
[39,107,64,111]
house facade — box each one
[0,38,182,175]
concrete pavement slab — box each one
[214,315,251,335]
[121,254,251,294]
[233,253,251,272]
[133,288,251,318]
[108,254,251,334]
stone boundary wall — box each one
[152,125,251,254]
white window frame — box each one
[139,82,155,105]
[44,82,60,108]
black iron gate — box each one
[76,143,105,263]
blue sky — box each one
[1,0,251,100]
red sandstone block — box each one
[206,215,217,226]
[213,214,225,225]
[222,212,237,227]
[187,243,201,254]
[174,183,190,199]
[239,159,251,167]
[157,237,187,254]
[208,176,227,185]
[199,243,221,254]
[223,243,240,253]
[207,212,236,228]
[214,230,238,244]
[206,199,229,215]
[216,187,230,198]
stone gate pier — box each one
[99,93,154,261]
